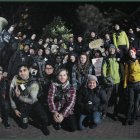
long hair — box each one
[76,52,91,78]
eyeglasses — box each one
[46,67,54,70]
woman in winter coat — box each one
[77,75,107,130]
[71,52,95,91]
[124,47,140,125]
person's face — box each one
[24,45,29,52]
[136,27,140,32]
[31,34,36,40]
[56,56,61,63]
[38,40,43,45]
[45,38,50,43]
[70,55,76,62]
[109,48,116,54]
[105,34,110,40]
[77,37,83,42]
[80,55,87,64]
[19,66,29,80]
[58,70,68,84]
[54,38,58,44]
[29,49,35,55]
[129,29,133,34]
[129,50,136,58]
[45,65,54,75]
[91,32,96,38]
[88,80,97,89]
[115,24,120,31]
[8,26,15,33]
[38,49,43,56]
[45,49,50,55]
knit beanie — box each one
[87,74,99,84]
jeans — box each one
[79,111,102,130]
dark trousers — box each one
[0,99,9,123]
[127,83,140,121]
[118,45,128,63]
[17,101,48,129]
[106,83,120,115]
[53,114,77,132]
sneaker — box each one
[42,126,50,136]
[53,124,61,130]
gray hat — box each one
[109,44,116,49]
[87,74,98,84]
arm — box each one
[18,82,39,104]
[113,33,118,48]
[61,87,76,118]
[124,64,128,88]
[47,83,57,113]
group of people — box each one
[0,23,140,136]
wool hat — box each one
[87,74,98,84]
[109,44,116,49]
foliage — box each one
[42,16,73,42]
[76,4,112,37]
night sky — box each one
[0,2,140,35]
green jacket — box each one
[113,31,129,49]
[102,57,120,84]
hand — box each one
[57,114,64,123]
[116,48,120,53]
[14,109,21,117]
[53,112,60,122]
[15,86,21,97]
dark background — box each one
[0,2,139,35]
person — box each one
[71,52,95,91]
[113,24,129,62]
[48,69,77,132]
[9,63,50,136]
[102,44,121,120]
[77,75,107,130]
[0,66,10,128]
[124,47,140,125]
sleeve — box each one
[71,65,77,90]
[113,33,118,48]
[9,76,17,109]
[124,31,129,49]
[47,83,57,113]
[18,82,39,104]
[124,64,128,88]
[61,87,76,118]
[102,60,107,77]
[99,89,108,113]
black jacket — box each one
[77,86,107,115]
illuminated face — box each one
[77,37,83,42]
[80,55,87,64]
[58,70,68,84]
[129,50,136,59]
[88,80,97,89]
[38,49,43,56]
[91,32,96,38]
[109,47,116,54]
[45,65,54,75]
[115,24,120,30]
[19,66,29,80]
[31,34,36,40]
[70,55,76,62]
